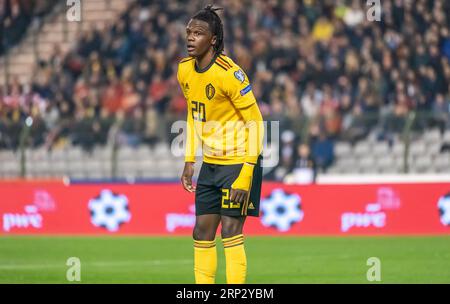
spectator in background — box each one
[301,82,322,119]
[0,0,58,55]
[70,108,96,152]
[118,107,145,148]
[310,125,335,173]
[271,130,296,182]
[431,94,450,133]
[312,16,334,42]
[382,93,410,142]
[27,105,47,148]
[93,107,115,146]
[319,88,341,139]
[285,143,316,184]
[341,102,370,144]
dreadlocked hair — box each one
[192,5,224,55]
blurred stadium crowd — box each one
[0,0,450,178]
[0,0,58,55]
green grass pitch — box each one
[0,236,449,283]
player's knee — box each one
[221,222,243,239]
[193,223,216,241]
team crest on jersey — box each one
[206,83,215,100]
[234,69,245,83]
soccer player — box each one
[177,5,264,284]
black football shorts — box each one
[195,155,263,217]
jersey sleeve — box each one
[222,66,256,109]
[237,102,264,164]
[176,66,187,99]
[177,63,198,163]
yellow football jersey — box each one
[177,54,260,165]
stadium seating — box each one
[0,0,449,180]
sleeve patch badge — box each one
[234,69,245,83]
[240,84,252,96]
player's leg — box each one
[218,155,263,284]
[221,214,246,239]
[221,215,247,284]
[193,163,222,284]
[215,163,250,284]
[193,214,221,240]
[193,214,221,284]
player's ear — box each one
[211,35,217,48]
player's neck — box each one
[195,49,216,71]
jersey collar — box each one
[194,53,219,73]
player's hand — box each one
[230,188,248,205]
[181,162,196,193]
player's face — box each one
[186,19,216,57]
